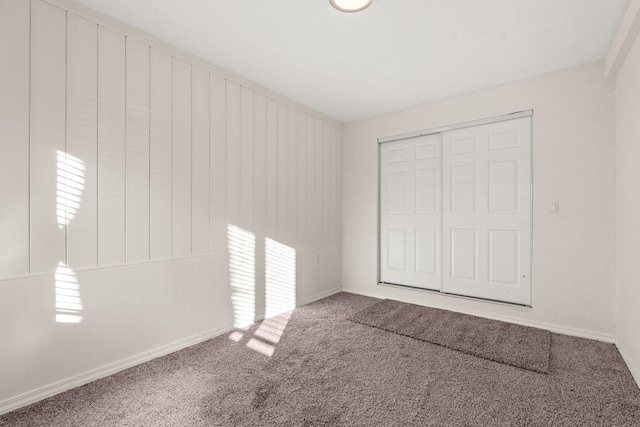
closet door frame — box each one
[377,110,533,307]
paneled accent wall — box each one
[0,0,342,411]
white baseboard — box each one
[299,287,343,306]
[342,286,616,343]
[0,325,233,416]
[617,340,640,390]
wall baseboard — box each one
[2,286,633,417]
[299,287,343,306]
[0,325,233,416]
[0,288,344,416]
[617,340,640,390]
[342,286,616,343]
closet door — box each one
[380,134,441,290]
[442,117,531,305]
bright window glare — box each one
[265,238,296,318]
[228,331,244,342]
[254,311,292,344]
[227,224,256,329]
[246,338,274,357]
[55,262,83,323]
[56,150,85,228]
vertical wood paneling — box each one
[211,253,233,327]
[277,103,289,243]
[240,87,254,233]
[225,81,241,228]
[322,121,332,241]
[78,268,100,369]
[0,279,7,399]
[336,126,342,240]
[254,247,265,318]
[287,109,298,246]
[254,93,267,249]
[297,110,308,244]
[30,273,57,391]
[172,58,192,257]
[194,256,209,332]
[112,266,132,360]
[1,0,344,409]
[329,124,338,241]
[6,279,29,396]
[83,268,105,369]
[306,115,315,243]
[314,118,323,243]
[30,0,66,273]
[149,48,172,259]
[121,265,142,355]
[66,13,98,268]
[139,262,159,350]
[254,94,267,317]
[210,74,226,254]
[192,67,210,254]
[147,263,163,349]
[97,26,126,265]
[99,267,116,364]
[0,0,29,277]
[29,274,56,391]
[266,98,278,238]
[125,38,150,262]
[181,258,195,336]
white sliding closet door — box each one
[442,117,531,305]
[380,134,442,290]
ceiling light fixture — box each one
[329,0,373,13]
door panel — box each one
[488,229,519,285]
[387,228,407,270]
[450,163,477,213]
[442,117,531,305]
[415,228,437,274]
[450,229,477,280]
[489,159,519,213]
[415,168,437,213]
[380,134,442,290]
[387,171,408,214]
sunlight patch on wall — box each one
[55,262,83,323]
[227,224,256,328]
[56,150,85,228]
[265,238,296,318]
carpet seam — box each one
[347,299,551,374]
[347,317,550,374]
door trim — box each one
[377,110,533,144]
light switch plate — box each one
[549,201,559,213]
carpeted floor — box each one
[349,298,551,374]
[1,292,639,426]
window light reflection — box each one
[227,224,256,329]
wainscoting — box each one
[0,0,342,413]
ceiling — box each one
[71,0,629,122]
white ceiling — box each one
[71,0,629,122]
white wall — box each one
[0,0,342,412]
[615,24,640,386]
[342,61,616,340]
